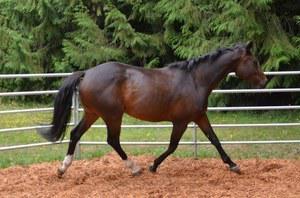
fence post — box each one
[193,122,198,158]
[73,88,81,159]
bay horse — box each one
[39,42,267,177]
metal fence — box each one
[0,72,300,157]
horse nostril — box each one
[261,76,268,85]
[264,77,268,85]
[260,77,268,88]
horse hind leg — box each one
[105,116,142,176]
[57,112,97,177]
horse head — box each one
[233,42,267,88]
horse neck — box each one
[193,56,236,92]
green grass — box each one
[0,101,300,168]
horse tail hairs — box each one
[37,71,85,142]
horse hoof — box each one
[149,165,157,173]
[132,168,143,176]
[230,165,241,174]
[57,168,65,178]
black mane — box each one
[167,45,239,71]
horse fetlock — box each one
[63,155,73,167]
[57,155,73,177]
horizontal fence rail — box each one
[212,88,300,93]
[1,71,300,79]
[0,73,72,78]
[0,71,300,155]
[0,123,74,133]
[208,106,300,111]
[0,140,70,151]
[0,107,54,114]
[2,88,300,97]
[1,140,300,152]
[228,71,300,76]
[0,90,58,97]
[2,122,300,133]
[1,105,300,115]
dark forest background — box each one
[0,0,300,105]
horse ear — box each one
[246,41,253,51]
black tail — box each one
[38,71,85,142]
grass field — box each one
[0,101,299,168]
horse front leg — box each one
[149,122,187,172]
[196,114,241,174]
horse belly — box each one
[122,87,171,122]
[124,96,170,122]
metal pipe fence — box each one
[0,72,300,157]
[2,88,300,97]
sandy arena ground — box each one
[0,153,299,198]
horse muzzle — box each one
[254,76,268,89]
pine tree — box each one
[59,11,125,70]
[0,0,299,103]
